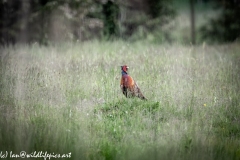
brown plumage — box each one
[120,65,147,100]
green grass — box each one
[0,41,240,160]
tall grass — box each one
[0,41,240,160]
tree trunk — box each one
[190,0,196,45]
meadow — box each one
[0,41,240,160]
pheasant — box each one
[120,65,147,100]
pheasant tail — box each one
[135,84,147,100]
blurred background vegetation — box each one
[0,0,239,45]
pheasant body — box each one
[120,65,147,100]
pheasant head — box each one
[121,65,129,75]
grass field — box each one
[0,41,240,160]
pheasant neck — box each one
[121,71,128,76]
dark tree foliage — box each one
[147,0,163,18]
[28,0,53,44]
[102,0,119,39]
[0,0,54,45]
[146,0,175,19]
[0,0,21,45]
[200,0,240,43]
[120,0,175,41]
[0,0,175,44]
